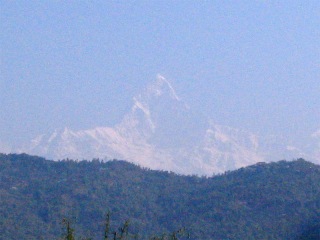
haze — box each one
[1,1,319,153]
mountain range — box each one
[15,75,320,175]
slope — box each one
[16,75,313,175]
[1,153,320,239]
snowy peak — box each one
[121,75,190,141]
[142,74,181,102]
[128,75,185,124]
[14,75,320,175]
[132,97,151,116]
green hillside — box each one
[0,153,319,239]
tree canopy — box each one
[1,153,320,239]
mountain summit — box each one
[145,74,182,101]
[16,75,317,175]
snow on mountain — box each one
[146,74,182,101]
[195,123,263,173]
[15,75,318,175]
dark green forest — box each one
[1,153,320,239]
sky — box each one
[1,1,320,148]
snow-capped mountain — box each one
[16,75,317,175]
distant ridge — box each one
[16,75,319,175]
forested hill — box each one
[1,153,320,239]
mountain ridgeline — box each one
[1,153,320,239]
[15,75,320,175]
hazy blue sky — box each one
[1,1,319,147]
